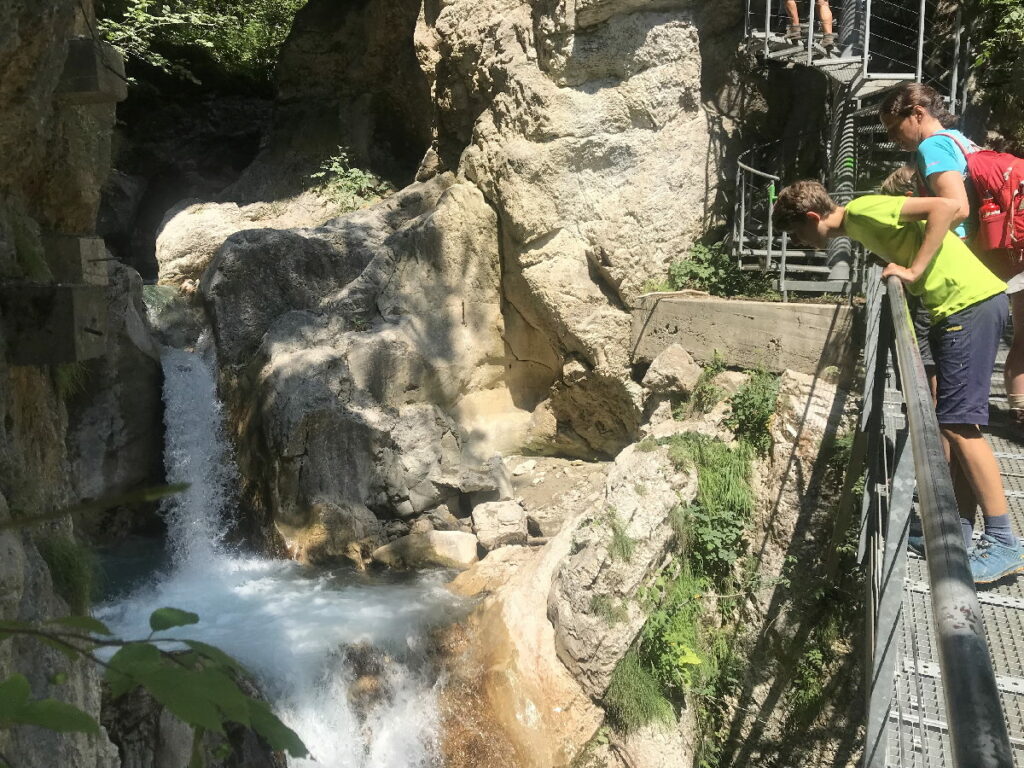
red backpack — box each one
[934,131,1024,279]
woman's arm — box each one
[880,197,960,283]
[927,170,971,227]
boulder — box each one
[642,344,703,395]
[548,442,698,697]
[471,500,528,550]
[714,370,751,396]
[203,177,535,559]
[156,194,339,290]
[371,531,479,569]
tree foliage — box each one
[97,0,308,83]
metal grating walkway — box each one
[888,344,1024,766]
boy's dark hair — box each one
[879,83,957,128]
[771,180,837,232]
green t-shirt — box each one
[844,195,1006,324]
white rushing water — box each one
[98,342,464,768]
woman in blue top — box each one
[879,83,1024,427]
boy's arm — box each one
[927,171,971,227]
[880,197,960,283]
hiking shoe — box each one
[821,33,837,52]
[969,535,1024,584]
[785,24,803,43]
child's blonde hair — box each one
[880,165,918,196]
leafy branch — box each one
[0,608,308,767]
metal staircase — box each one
[734,0,966,299]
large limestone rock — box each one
[155,195,339,290]
[203,176,531,562]
[438,515,602,768]
[414,0,743,454]
[548,442,697,697]
[439,444,695,766]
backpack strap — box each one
[931,130,978,159]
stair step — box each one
[777,279,851,293]
[741,248,827,259]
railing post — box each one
[915,0,926,82]
[949,5,964,111]
[806,0,815,65]
[885,277,1014,768]
[862,0,873,79]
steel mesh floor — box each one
[886,340,1024,765]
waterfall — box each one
[98,341,463,768]
[158,340,237,565]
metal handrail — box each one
[861,275,1014,767]
[884,277,1014,767]
[735,160,780,181]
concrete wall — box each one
[630,293,859,378]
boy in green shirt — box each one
[772,180,1023,583]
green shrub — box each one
[605,650,676,731]
[608,512,635,563]
[36,535,98,615]
[310,149,393,212]
[682,352,726,417]
[590,594,629,625]
[639,565,706,692]
[54,362,91,401]
[666,243,776,298]
[725,370,780,455]
[666,433,754,578]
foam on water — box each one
[98,343,464,767]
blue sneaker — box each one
[969,535,1024,584]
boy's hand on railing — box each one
[881,263,917,284]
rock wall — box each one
[0,1,128,765]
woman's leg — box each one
[816,0,834,35]
[1005,291,1024,420]
[784,0,800,26]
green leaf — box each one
[49,615,113,636]
[149,607,200,632]
[0,675,31,721]
[189,668,251,727]
[0,675,99,734]
[106,642,162,698]
[183,640,248,675]
[14,699,100,734]
[247,699,308,757]
[0,619,32,641]
[140,668,225,734]
[188,726,207,768]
